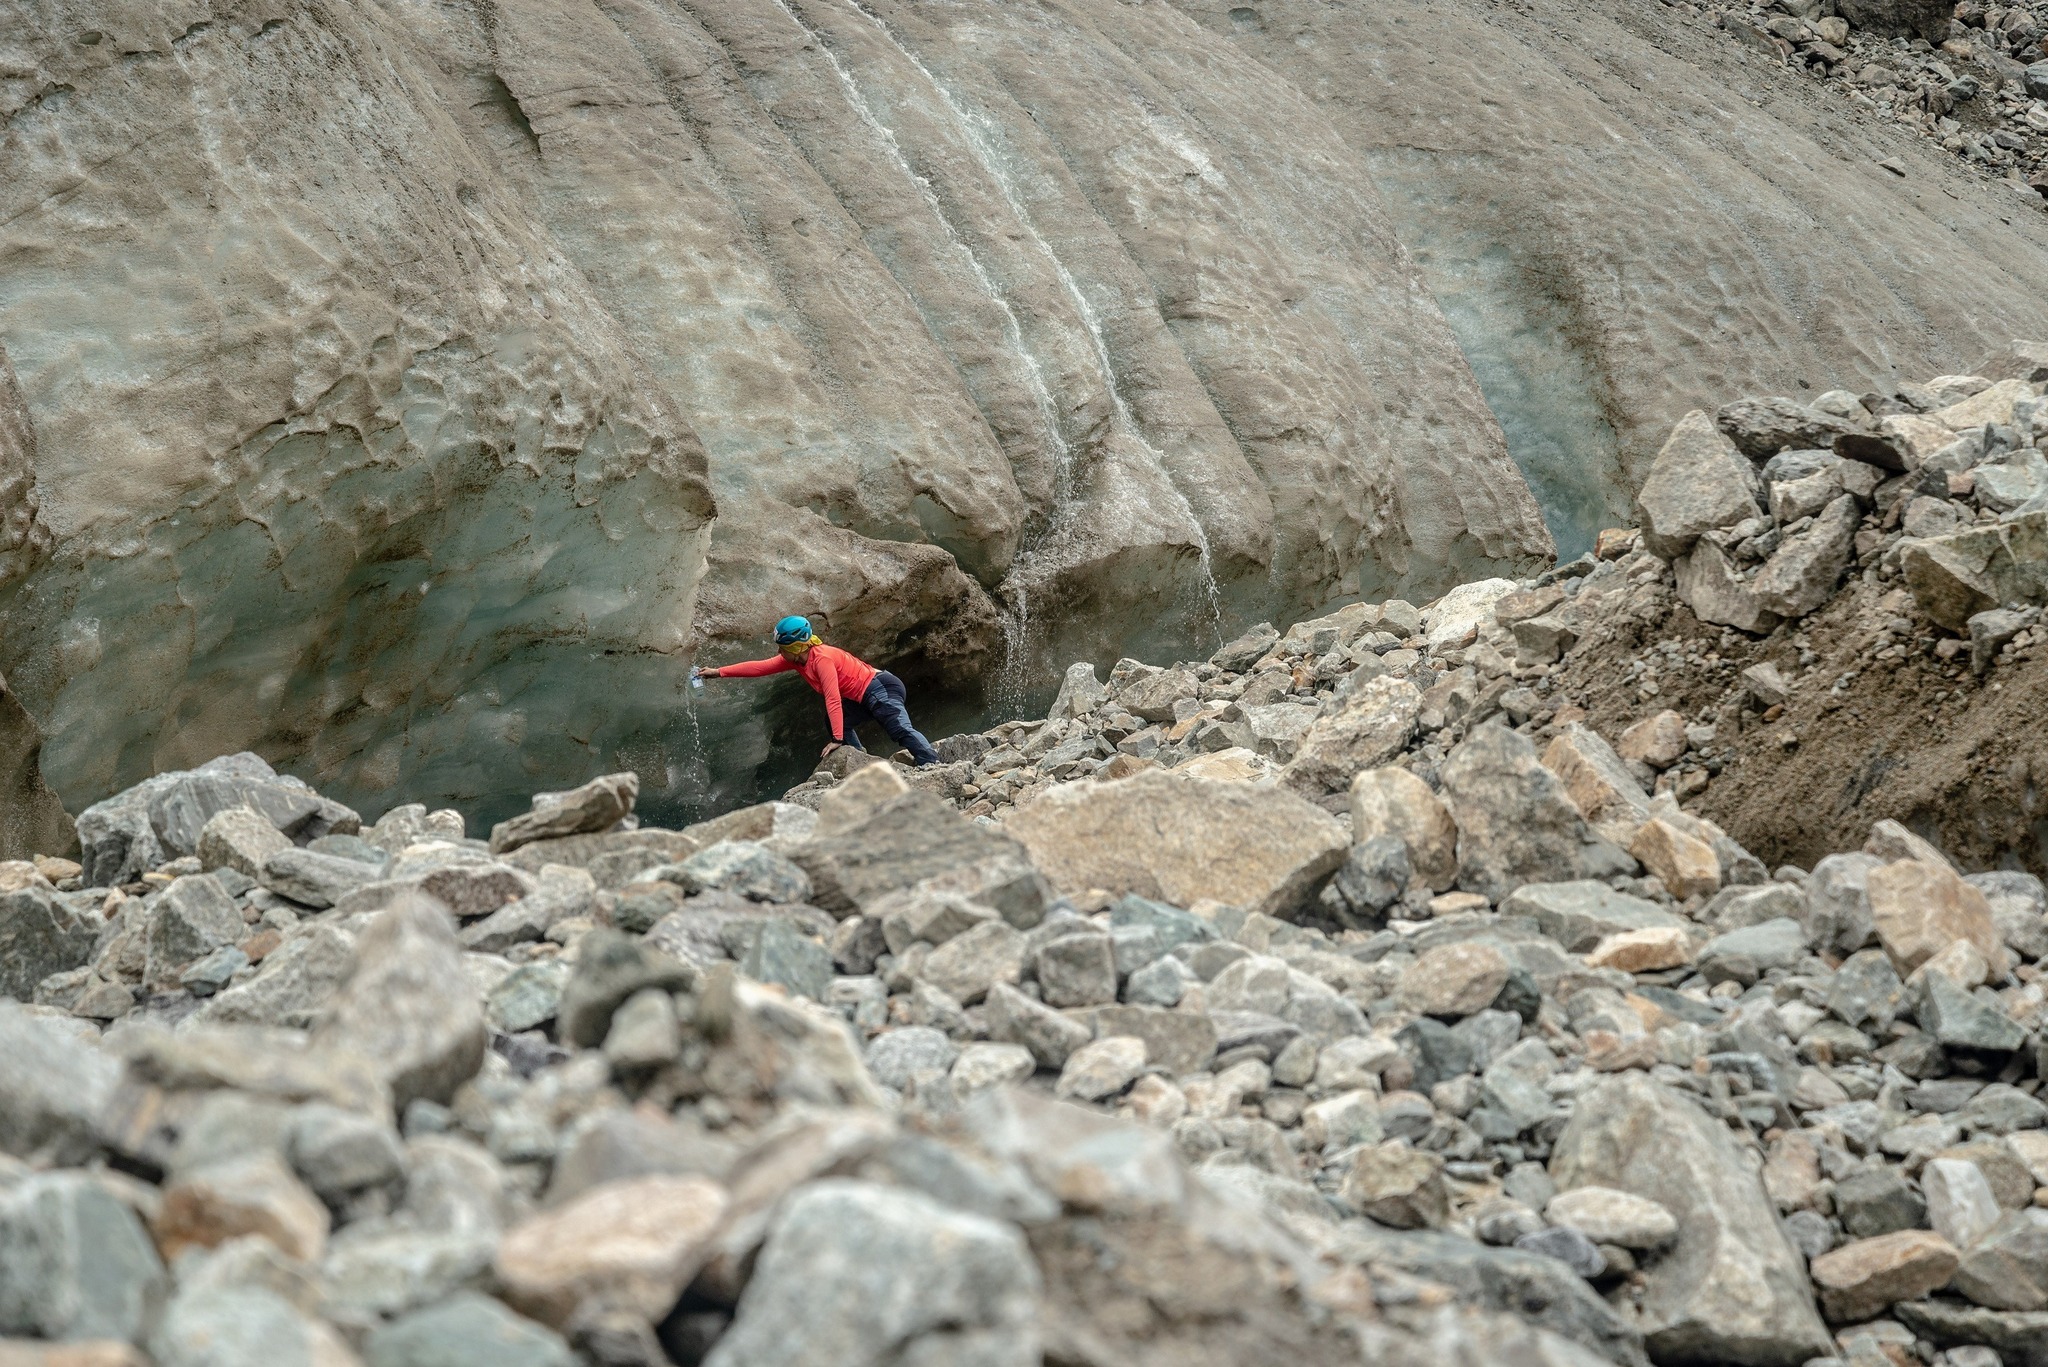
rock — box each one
[1896,1299,2048,1367]
[1340,1226,1647,1365]
[312,897,487,1110]
[1513,1225,1605,1279]
[1697,918,1806,985]
[1899,511,2048,632]
[949,1044,1036,1095]
[1675,536,1777,634]
[734,920,830,1003]
[1809,1230,1961,1322]
[195,807,291,880]
[920,920,1026,1005]
[666,841,811,904]
[1087,1005,1218,1077]
[1805,853,1884,959]
[494,1175,725,1327]
[287,1106,406,1205]
[983,983,1091,1069]
[864,1027,958,1092]
[704,1180,1037,1367]
[1009,769,1346,921]
[488,774,638,856]
[0,1003,118,1164]
[556,931,694,1050]
[1637,410,1764,557]
[1629,818,1721,900]
[1046,662,1107,721]
[1499,880,1686,952]
[1549,1073,1829,1364]
[194,924,357,1029]
[1741,661,1791,709]
[1424,578,1518,651]
[1055,1035,1148,1101]
[1341,1142,1449,1229]
[792,791,1049,929]
[1952,1210,2048,1312]
[153,1151,331,1264]
[1033,932,1117,1008]
[1211,623,1279,672]
[1585,926,1693,972]
[1351,766,1460,893]
[602,988,682,1072]
[1716,398,1857,461]
[0,1172,166,1345]
[364,1292,575,1367]
[259,848,381,910]
[1544,1186,1678,1249]
[1918,970,2029,1055]
[1868,858,2007,977]
[1280,677,1422,795]
[1542,725,1650,847]
[1618,710,1688,770]
[143,874,246,983]
[1751,494,1859,619]
[1399,943,1513,1018]
[1441,725,1629,902]
[1,885,97,1002]
[149,1285,362,1367]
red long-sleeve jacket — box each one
[716,644,878,741]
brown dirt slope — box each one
[1551,573,2048,879]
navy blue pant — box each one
[837,671,939,766]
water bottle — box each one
[689,671,704,691]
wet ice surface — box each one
[1369,155,1635,563]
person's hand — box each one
[695,666,719,679]
[821,741,842,758]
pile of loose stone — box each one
[4,358,2048,1367]
[1692,0,2048,197]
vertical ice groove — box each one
[834,0,1222,658]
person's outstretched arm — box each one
[698,655,795,679]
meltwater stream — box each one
[830,0,1227,687]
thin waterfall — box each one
[836,0,1224,644]
[770,0,1076,710]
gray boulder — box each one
[366,1291,576,1367]
[704,1180,1039,1367]
[1550,1073,1829,1365]
[1715,397,1858,461]
[144,872,246,982]
[1441,725,1633,902]
[259,847,383,909]
[0,882,99,1000]
[1750,495,1859,620]
[487,771,639,856]
[792,791,1050,929]
[0,1170,167,1344]
[0,1003,118,1164]
[312,896,487,1110]
[1637,410,1764,558]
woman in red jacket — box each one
[694,615,940,767]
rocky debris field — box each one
[3,355,2048,1366]
[1696,0,2048,197]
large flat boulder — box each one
[1008,769,1347,921]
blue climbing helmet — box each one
[774,615,814,646]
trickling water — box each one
[836,0,1224,650]
[772,0,1087,712]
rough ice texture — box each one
[0,0,1552,827]
[15,0,2048,828]
[1174,0,2048,537]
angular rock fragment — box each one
[1809,1229,1960,1322]
[312,897,487,1110]
[1351,767,1458,893]
[495,1175,726,1327]
[1442,725,1630,901]
[489,773,638,856]
[1637,410,1765,557]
